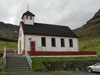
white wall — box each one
[18,25,25,54]
[23,16,34,25]
[24,35,79,52]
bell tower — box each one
[21,5,35,25]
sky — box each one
[0,0,100,29]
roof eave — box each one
[24,33,79,38]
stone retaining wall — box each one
[43,60,99,71]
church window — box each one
[61,38,65,47]
[41,37,46,47]
[26,15,28,19]
[51,38,56,47]
[69,39,73,47]
[30,16,32,20]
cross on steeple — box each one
[27,4,29,11]
[22,6,35,25]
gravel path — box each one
[12,71,100,75]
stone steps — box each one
[5,69,32,72]
[5,53,32,72]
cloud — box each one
[0,0,100,29]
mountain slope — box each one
[0,22,19,41]
[74,9,100,40]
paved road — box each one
[12,71,100,75]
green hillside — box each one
[0,22,18,42]
[79,38,100,58]
[74,9,100,41]
[0,41,17,51]
[75,23,100,41]
[74,9,100,58]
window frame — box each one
[69,39,73,47]
[51,38,56,47]
[61,38,65,47]
[41,37,46,47]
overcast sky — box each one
[0,0,100,29]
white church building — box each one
[18,11,96,57]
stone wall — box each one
[43,60,99,71]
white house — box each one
[18,11,96,57]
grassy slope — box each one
[74,23,100,41]
[79,38,100,58]
[0,58,3,71]
[0,41,17,51]
[0,22,18,41]
[0,73,11,75]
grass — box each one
[0,58,3,71]
[32,58,46,71]
[79,38,100,58]
[0,41,17,51]
[0,72,11,75]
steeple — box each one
[27,4,29,11]
[21,5,35,25]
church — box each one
[18,10,96,57]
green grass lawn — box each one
[0,41,17,51]
[0,72,11,75]
[79,38,100,58]
[0,58,3,71]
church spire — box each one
[27,4,29,11]
[21,4,35,25]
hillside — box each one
[74,9,100,40]
[0,22,19,41]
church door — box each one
[31,41,35,55]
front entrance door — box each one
[31,41,35,55]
